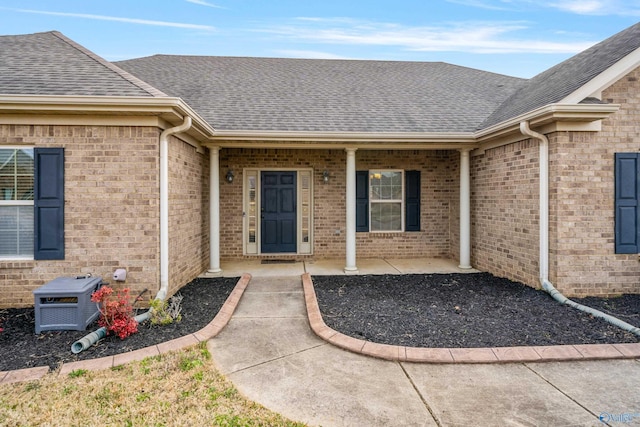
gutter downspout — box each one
[519,121,640,337]
[72,117,193,353]
[157,116,192,302]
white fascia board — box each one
[208,130,477,149]
[561,46,640,103]
[0,94,182,111]
[0,94,215,142]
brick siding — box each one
[470,139,541,289]
[0,125,161,308]
[167,136,209,295]
[470,67,640,297]
[550,67,640,296]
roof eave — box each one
[0,96,621,151]
[0,94,216,141]
[206,130,477,150]
[476,103,620,143]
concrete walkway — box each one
[208,275,640,427]
[216,257,481,277]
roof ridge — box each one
[49,31,168,98]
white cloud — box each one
[546,0,640,15]
[444,0,513,11]
[261,19,595,54]
[551,0,607,13]
[184,0,226,9]
[11,8,216,31]
[447,0,640,15]
[274,50,352,60]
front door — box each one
[261,171,297,253]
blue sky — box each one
[0,0,638,78]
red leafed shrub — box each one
[91,286,138,339]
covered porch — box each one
[202,144,475,277]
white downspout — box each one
[520,121,640,337]
[158,117,192,300]
[71,116,194,353]
[520,121,549,284]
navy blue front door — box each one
[261,171,297,253]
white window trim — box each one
[0,147,35,260]
[369,169,404,233]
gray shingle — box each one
[0,31,164,97]
[4,23,637,135]
[481,22,640,130]
[117,56,523,133]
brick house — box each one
[1,23,639,307]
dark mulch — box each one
[313,273,640,348]
[0,277,238,372]
[2,273,639,373]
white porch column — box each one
[345,147,359,273]
[208,146,222,275]
[459,148,472,269]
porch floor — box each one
[206,258,480,278]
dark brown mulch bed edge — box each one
[313,273,640,349]
[0,277,238,372]
[1,273,638,373]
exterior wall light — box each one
[322,170,330,183]
[226,170,234,183]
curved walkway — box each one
[3,269,640,425]
[208,275,640,427]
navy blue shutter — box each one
[356,171,369,232]
[34,148,65,260]
[405,170,421,231]
[615,153,640,254]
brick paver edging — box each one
[0,273,252,385]
[301,273,640,363]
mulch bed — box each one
[313,273,640,348]
[1,273,639,373]
[0,277,238,372]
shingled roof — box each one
[116,56,524,133]
[2,23,638,136]
[481,21,640,130]
[0,31,165,97]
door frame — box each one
[243,168,314,256]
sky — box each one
[0,0,638,78]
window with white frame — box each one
[369,170,403,232]
[0,148,34,257]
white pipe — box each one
[543,279,640,336]
[159,117,192,300]
[520,121,640,337]
[459,149,471,269]
[519,121,549,283]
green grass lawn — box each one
[0,342,307,427]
